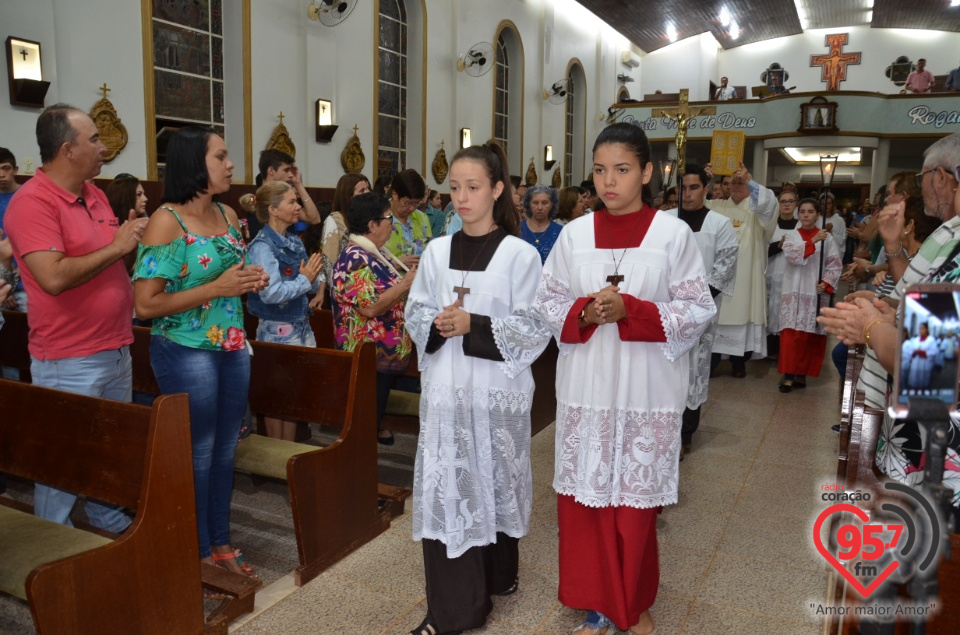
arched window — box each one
[378,0,407,177]
[564,62,586,187]
[494,36,509,153]
[492,23,524,172]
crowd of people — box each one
[2,100,959,634]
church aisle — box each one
[232,351,840,634]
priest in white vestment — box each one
[706,163,778,376]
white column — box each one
[752,141,768,186]
[870,138,890,198]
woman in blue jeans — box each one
[242,181,323,440]
[133,126,268,579]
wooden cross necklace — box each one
[454,224,499,302]
[603,209,648,286]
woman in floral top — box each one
[333,192,416,445]
[134,127,268,581]
[384,169,432,269]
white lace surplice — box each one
[779,230,842,334]
[766,221,794,334]
[672,211,738,409]
[405,235,552,558]
[536,213,716,509]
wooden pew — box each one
[0,380,257,634]
[130,326,392,586]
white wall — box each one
[640,33,721,101]
[1,0,146,178]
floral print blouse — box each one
[133,205,248,351]
[332,244,412,373]
[384,210,432,260]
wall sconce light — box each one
[544,145,557,171]
[315,98,339,143]
[6,36,50,108]
[460,128,471,149]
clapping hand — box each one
[218,263,269,296]
[300,253,323,283]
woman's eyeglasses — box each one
[377,213,394,223]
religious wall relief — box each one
[525,157,538,185]
[431,141,448,184]
[89,84,128,163]
[266,112,296,158]
[341,125,366,175]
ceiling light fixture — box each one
[781,147,862,164]
[794,1,809,29]
[729,22,740,40]
[719,7,731,27]
[666,22,678,42]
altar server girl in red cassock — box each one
[535,123,716,634]
[776,198,842,392]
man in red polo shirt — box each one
[5,103,148,531]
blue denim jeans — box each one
[149,335,250,558]
[256,319,316,347]
[30,347,134,533]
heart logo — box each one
[813,504,900,598]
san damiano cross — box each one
[652,89,715,177]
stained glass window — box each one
[152,0,225,172]
[494,36,509,154]
[564,69,577,188]
[378,0,407,178]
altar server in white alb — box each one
[776,198,842,392]
[404,140,552,635]
[766,191,800,349]
[663,164,738,458]
[536,123,715,635]
[706,162,778,377]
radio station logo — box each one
[813,481,944,600]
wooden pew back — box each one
[130,325,388,586]
[0,380,208,634]
[1,381,150,510]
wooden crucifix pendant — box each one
[453,286,470,303]
[606,273,624,286]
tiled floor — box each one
[231,352,841,635]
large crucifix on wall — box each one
[651,89,715,176]
[810,33,861,92]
